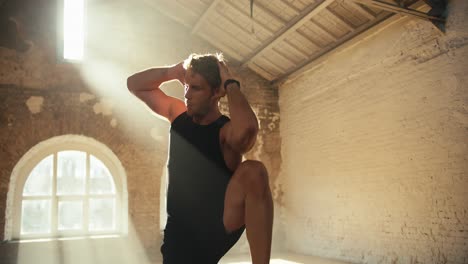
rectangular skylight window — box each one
[63,0,85,60]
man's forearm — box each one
[127,63,184,92]
[226,83,259,151]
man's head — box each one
[183,53,224,90]
[183,53,225,117]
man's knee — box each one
[237,160,269,194]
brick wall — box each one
[278,1,468,263]
[0,0,280,263]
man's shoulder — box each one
[171,111,188,124]
[170,111,190,133]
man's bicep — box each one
[221,121,257,154]
[220,122,243,171]
[133,89,185,121]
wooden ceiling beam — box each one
[248,62,276,80]
[310,19,339,41]
[275,1,428,83]
[223,1,276,36]
[284,39,314,59]
[278,0,302,14]
[252,1,288,26]
[326,8,356,32]
[191,0,224,35]
[347,1,376,20]
[241,0,336,68]
[352,0,444,22]
[274,11,393,83]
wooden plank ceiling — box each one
[149,0,429,82]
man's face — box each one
[184,69,215,117]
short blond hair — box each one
[183,53,225,89]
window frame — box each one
[5,135,128,241]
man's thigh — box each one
[162,218,244,264]
[223,168,246,233]
[224,160,267,232]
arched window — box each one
[5,135,128,240]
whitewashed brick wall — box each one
[279,1,468,263]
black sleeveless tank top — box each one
[167,112,232,228]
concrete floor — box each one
[219,252,351,264]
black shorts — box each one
[161,217,245,264]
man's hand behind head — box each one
[170,62,187,84]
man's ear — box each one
[216,85,226,99]
[211,86,222,99]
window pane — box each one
[23,155,53,196]
[58,201,83,230]
[21,200,51,234]
[89,198,115,231]
[90,155,115,194]
[57,151,86,195]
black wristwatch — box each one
[224,79,240,89]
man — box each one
[127,53,273,264]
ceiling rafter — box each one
[275,0,428,83]
[277,0,302,15]
[283,39,314,59]
[191,0,223,35]
[222,1,276,36]
[190,0,278,60]
[284,39,316,58]
[294,29,323,49]
[347,1,377,20]
[217,14,263,46]
[151,0,439,82]
[352,0,444,22]
[257,56,286,74]
[206,22,254,52]
[269,47,298,66]
[223,1,286,34]
[325,8,355,32]
[248,62,275,80]
[310,19,339,41]
[274,11,393,83]
[241,0,336,68]
[250,1,288,26]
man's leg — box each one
[223,160,274,264]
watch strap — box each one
[224,79,240,89]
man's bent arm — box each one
[127,63,186,122]
[127,63,185,92]
[225,82,259,154]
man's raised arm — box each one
[218,62,259,154]
[127,63,186,122]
